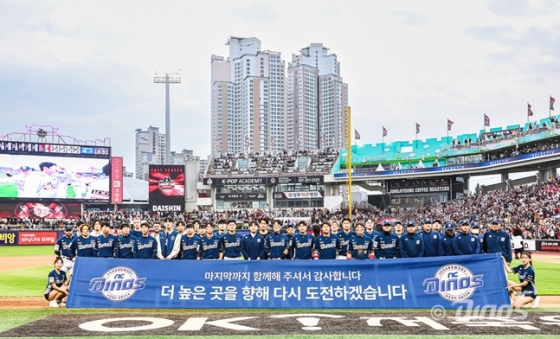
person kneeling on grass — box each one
[503,252,540,308]
[44,257,69,308]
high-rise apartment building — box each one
[134,126,166,180]
[211,37,285,155]
[287,43,349,150]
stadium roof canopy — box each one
[122,177,148,202]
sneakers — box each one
[532,296,540,308]
[49,300,59,308]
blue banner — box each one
[334,147,560,179]
[67,254,510,309]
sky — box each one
[1,0,559,188]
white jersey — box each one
[20,172,60,198]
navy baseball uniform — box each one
[420,230,440,257]
[373,232,400,259]
[264,232,290,259]
[219,233,244,259]
[291,232,315,259]
[241,233,265,260]
[313,234,341,259]
[136,235,158,259]
[399,233,425,258]
[117,234,137,258]
[453,232,481,255]
[95,234,118,258]
[70,236,97,258]
[200,234,221,259]
[348,234,373,259]
[483,229,512,263]
[180,234,202,260]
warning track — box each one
[1,313,560,337]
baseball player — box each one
[291,221,314,260]
[439,221,456,256]
[483,217,512,265]
[264,220,290,259]
[241,221,265,260]
[179,223,202,260]
[420,218,440,257]
[284,223,295,259]
[219,219,244,260]
[135,222,158,259]
[130,216,143,238]
[313,221,341,260]
[54,225,76,275]
[393,220,404,238]
[157,217,178,260]
[330,220,340,234]
[373,220,400,259]
[470,222,484,247]
[200,223,221,259]
[336,218,356,259]
[167,220,186,260]
[347,222,374,259]
[453,220,481,255]
[70,224,97,258]
[216,219,228,238]
[365,218,380,240]
[116,224,137,258]
[432,219,443,233]
[398,220,424,258]
[95,221,118,258]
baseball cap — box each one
[490,217,500,224]
[64,225,73,231]
[444,222,455,231]
[382,220,393,226]
[433,219,442,223]
[286,223,294,228]
[406,220,417,227]
[423,218,432,224]
[392,220,403,226]
[471,222,480,228]
[460,220,470,226]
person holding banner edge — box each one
[503,253,540,308]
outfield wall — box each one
[0,230,63,245]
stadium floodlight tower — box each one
[154,71,181,164]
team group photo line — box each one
[46,215,537,308]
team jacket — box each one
[219,233,244,258]
[241,233,265,260]
[483,230,512,263]
[337,230,356,256]
[438,233,456,256]
[158,230,179,259]
[398,233,425,258]
[313,234,341,259]
[179,234,202,260]
[373,232,400,259]
[420,230,441,257]
[55,235,76,259]
[200,234,221,259]
[365,230,381,240]
[70,236,97,257]
[264,233,290,259]
[95,234,118,258]
[135,235,158,259]
[348,234,373,259]
[291,233,315,259]
[117,235,137,258]
[453,232,481,255]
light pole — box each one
[154,72,181,164]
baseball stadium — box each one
[1,112,560,339]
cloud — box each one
[393,11,428,26]
[487,0,560,17]
[231,4,278,23]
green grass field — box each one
[0,245,53,257]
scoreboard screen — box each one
[0,141,111,202]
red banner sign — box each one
[111,156,123,204]
[18,231,58,245]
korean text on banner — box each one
[111,157,123,204]
[67,254,510,309]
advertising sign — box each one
[0,232,18,245]
[148,165,185,213]
[0,201,81,218]
[215,193,267,201]
[67,254,509,309]
[18,231,58,245]
[273,191,324,199]
[110,157,123,204]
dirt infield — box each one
[0,255,53,272]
